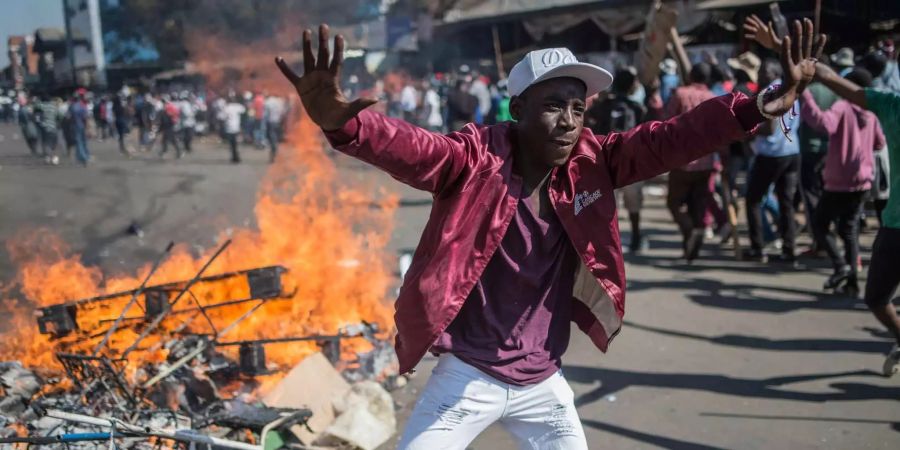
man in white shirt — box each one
[218,93,246,163]
[179,92,198,153]
[264,95,287,163]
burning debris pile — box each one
[1,237,401,449]
[1,102,400,447]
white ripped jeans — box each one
[397,354,588,450]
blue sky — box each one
[1,0,65,67]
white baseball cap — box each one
[508,48,613,98]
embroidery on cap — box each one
[574,189,603,216]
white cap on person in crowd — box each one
[659,58,678,75]
[507,48,613,98]
[727,51,761,83]
[831,47,855,67]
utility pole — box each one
[62,0,76,86]
[86,0,106,88]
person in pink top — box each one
[665,63,720,261]
[800,68,886,297]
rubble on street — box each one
[0,241,400,449]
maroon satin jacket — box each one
[325,93,763,374]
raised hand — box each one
[760,18,826,117]
[780,19,826,96]
[276,24,377,131]
[742,14,782,51]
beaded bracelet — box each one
[755,83,797,142]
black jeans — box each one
[865,227,900,307]
[800,151,825,235]
[226,133,240,162]
[266,121,281,159]
[813,190,865,278]
[746,154,800,255]
[159,128,181,157]
[667,169,714,239]
[182,127,194,152]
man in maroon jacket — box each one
[277,21,822,449]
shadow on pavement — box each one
[564,366,896,406]
[699,412,900,431]
[627,277,869,313]
[581,420,728,450]
[624,320,894,354]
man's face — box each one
[510,77,586,167]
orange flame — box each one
[0,88,397,382]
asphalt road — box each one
[1,122,897,449]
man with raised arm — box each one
[277,22,821,448]
[745,15,900,377]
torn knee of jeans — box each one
[433,401,472,430]
[543,403,578,437]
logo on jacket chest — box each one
[574,189,603,216]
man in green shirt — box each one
[744,16,900,376]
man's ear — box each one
[509,95,522,121]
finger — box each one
[275,57,301,84]
[803,18,814,59]
[814,34,827,60]
[303,29,315,74]
[782,35,793,69]
[330,34,344,76]
[317,24,330,71]
[750,14,764,28]
[348,97,378,117]
[792,20,802,64]
[767,23,779,50]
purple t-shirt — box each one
[431,178,578,385]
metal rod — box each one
[42,263,284,310]
[123,240,232,357]
[93,242,174,357]
[0,432,136,444]
[45,409,261,450]
[187,290,218,335]
[142,343,207,388]
[97,296,285,325]
[216,334,345,347]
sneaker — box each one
[717,222,735,246]
[824,265,852,290]
[742,249,768,263]
[771,253,800,269]
[883,345,900,377]
[685,229,705,262]
[51,155,59,165]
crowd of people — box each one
[6,87,290,166]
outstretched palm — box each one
[276,25,376,131]
[745,17,826,116]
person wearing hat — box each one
[728,51,761,89]
[277,22,821,448]
[831,47,855,77]
[659,57,680,104]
